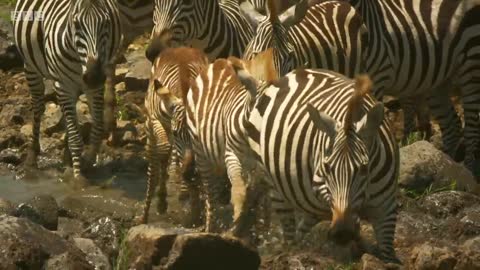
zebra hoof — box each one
[24,148,38,168]
[156,201,168,214]
[73,174,90,189]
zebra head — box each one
[240,0,308,78]
[71,0,119,89]
[146,0,195,62]
[305,75,385,246]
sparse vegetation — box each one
[0,0,16,6]
[399,131,424,147]
[113,227,131,270]
[116,94,130,121]
[404,179,457,199]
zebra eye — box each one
[359,164,368,175]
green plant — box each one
[116,94,130,121]
[113,227,130,270]
[404,179,457,199]
[326,263,357,270]
[399,131,424,147]
[0,0,16,6]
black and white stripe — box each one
[349,0,480,175]
[245,69,400,263]
[240,0,367,80]
[13,0,122,181]
[146,0,254,62]
[141,47,208,225]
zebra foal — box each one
[13,0,122,182]
[160,49,278,237]
[234,66,400,262]
[141,45,209,225]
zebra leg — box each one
[82,89,105,171]
[271,190,296,243]
[56,83,88,185]
[103,59,120,143]
[460,82,480,176]
[24,67,45,168]
[367,200,401,264]
[427,89,463,161]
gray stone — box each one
[45,252,93,270]
[73,238,111,270]
[360,254,392,270]
[16,195,59,230]
[419,191,480,219]
[0,129,26,151]
[162,233,261,270]
[399,141,478,193]
[117,223,191,269]
[409,243,457,270]
[57,217,85,239]
[124,50,151,91]
[0,148,22,166]
[0,215,91,270]
[81,217,123,260]
[20,124,32,138]
[41,102,64,136]
[0,103,27,126]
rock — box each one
[57,217,85,239]
[410,243,458,270]
[41,102,64,136]
[20,124,33,137]
[457,236,480,270]
[162,233,262,270]
[360,254,390,270]
[0,148,22,166]
[0,129,26,151]
[0,45,23,71]
[0,103,27,126]
[0,198,15,216]
[16,195,59,230]
[399,141,478,193]
[457,207,480,238]
[124,50,151,91]
[76,100,92,143]
[44,252,93,270]
[0,215,91,270]
[73,238,111,270]
[115,82,126,95]
[117,223,183,269]
[81,217,122,260]
[419,191,480,219]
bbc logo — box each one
[11,11,44,21]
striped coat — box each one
[245,69,400,263]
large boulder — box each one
[124,50,151,91]
[0,215,92,269]
[0,197,15,216]
[73,238,111,270]
[41,102,64,136]
[118,223,261,270]
[409,243,457,270]
[16,194,59,230]
[399,141,478,193]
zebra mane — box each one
[344,74,372,132]
[228,48,277,85]
[266,0,279,23]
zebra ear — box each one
[239,1,266,29]
[356,102,384,147]
[278,0,309,28]
[305,103,337,140]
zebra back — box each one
[240,0,367,79]
[146,0,254,62]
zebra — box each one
[240,0,367,79]
[237,64,400,263]
[141,45,209,225]
[347,0,480,175]
[103,0,154,141]
[13,0,122,183]
[145,0,255,62]
[160,48,279,237]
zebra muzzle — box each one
[328,209,360,246]
[82,57,106,89]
